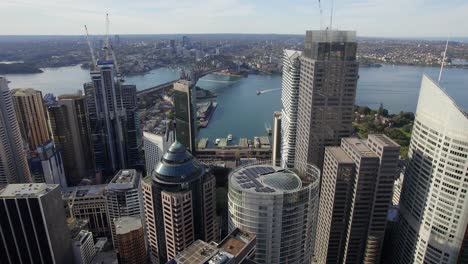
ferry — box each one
[215,138,221,145]
[227,134,233,141]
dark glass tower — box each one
[173,80,196,153]
[295,30,358,171]
[84,61,139,177]
[142,141,216,264]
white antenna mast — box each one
[438,37,449,83]
[330,0,335,30]
[84,25,97,69]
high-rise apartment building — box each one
[115,216,147,264]
[315,135,400,264]
[48,93,92,185]
[84,61,139,176]
[228,163,320,264]
[142,141,217,264]
[272,111,282,166]
[280,49,302,167]
[62,185,110,238]
[295,30,358,170]
[105,169,143,249]
[72,230,96,264]
[143,130,174,174]
[0,77,31,183]
[37,141,67,187]
[395,75,468,264]
[11,88,51,151]
[173,80,196,153]
[0,183,73,264]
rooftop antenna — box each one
[318,0,323,30]
[84,25,97,69]
[438,37,450,84]
[330,0,335,30]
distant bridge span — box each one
[136,66,229,97]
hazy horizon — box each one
[1,0,467,38]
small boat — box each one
[256,90,261,95]
[227,134,233,141]
[215,138,220,145]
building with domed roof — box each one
[142,141,217,264]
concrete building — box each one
[280,50,302,168]
[115,216,146,264]
[142,141,217,264]
[105,169,143,249]
[37,141,67,187]
[48,93,92,185]
[73,230,96,264]
[11,88,51,151]
[143,130,174,174]
[271,112,282,166]
[62,185,110,238]
[314,135,400,264]
[295,30,358,171]
[173,80,196,153]
[0,77,31,183]
[169,228,256,264]
[395,75,468,264]
[228,163,320,264]
[84,60,139,176]
[0,183,73,263]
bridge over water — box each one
[136,66,229,97]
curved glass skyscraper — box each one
[228,163,320,264]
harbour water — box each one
[3,64,467,139]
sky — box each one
[0,0,467,38]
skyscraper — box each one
[173,80,196,153]
[272,112,282,166]
[48,93,92,185]
[295,30,358,170]
[143,130,174,175]
[395,75,468,264]
[105,169,143,249]
[0,77,31,183]
[84,61,139,176]
[37,141,67,187]
[114,216,147,264]
[228,163,320,264]
[315,135,400,264]
[11,88,51,151]
[142,141,217,264]
[280,49,302,167]
[0,183,73,264]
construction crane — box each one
[106,14,122,79]
[84,25,96,69]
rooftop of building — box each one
[170,240,219,264]
[367,134,400,148]
[218,228,255,257]
[62,184,107,200]
[230,164,306,194]
[326,147,354,164]
[73,230,93,244]
[115,216,142,235]
[10,88,41,96]
[152,141,205,184]
[0,183,57,198]
[305,29,356,42]
[342,138,378,158]
[107,169,140,190]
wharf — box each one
[198,138,209,149]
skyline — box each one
[0,0,467,38]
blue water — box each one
[2,64,467,139]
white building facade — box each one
[396,75,468,264]
[280,50,302,168]
[143,131,174,173]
